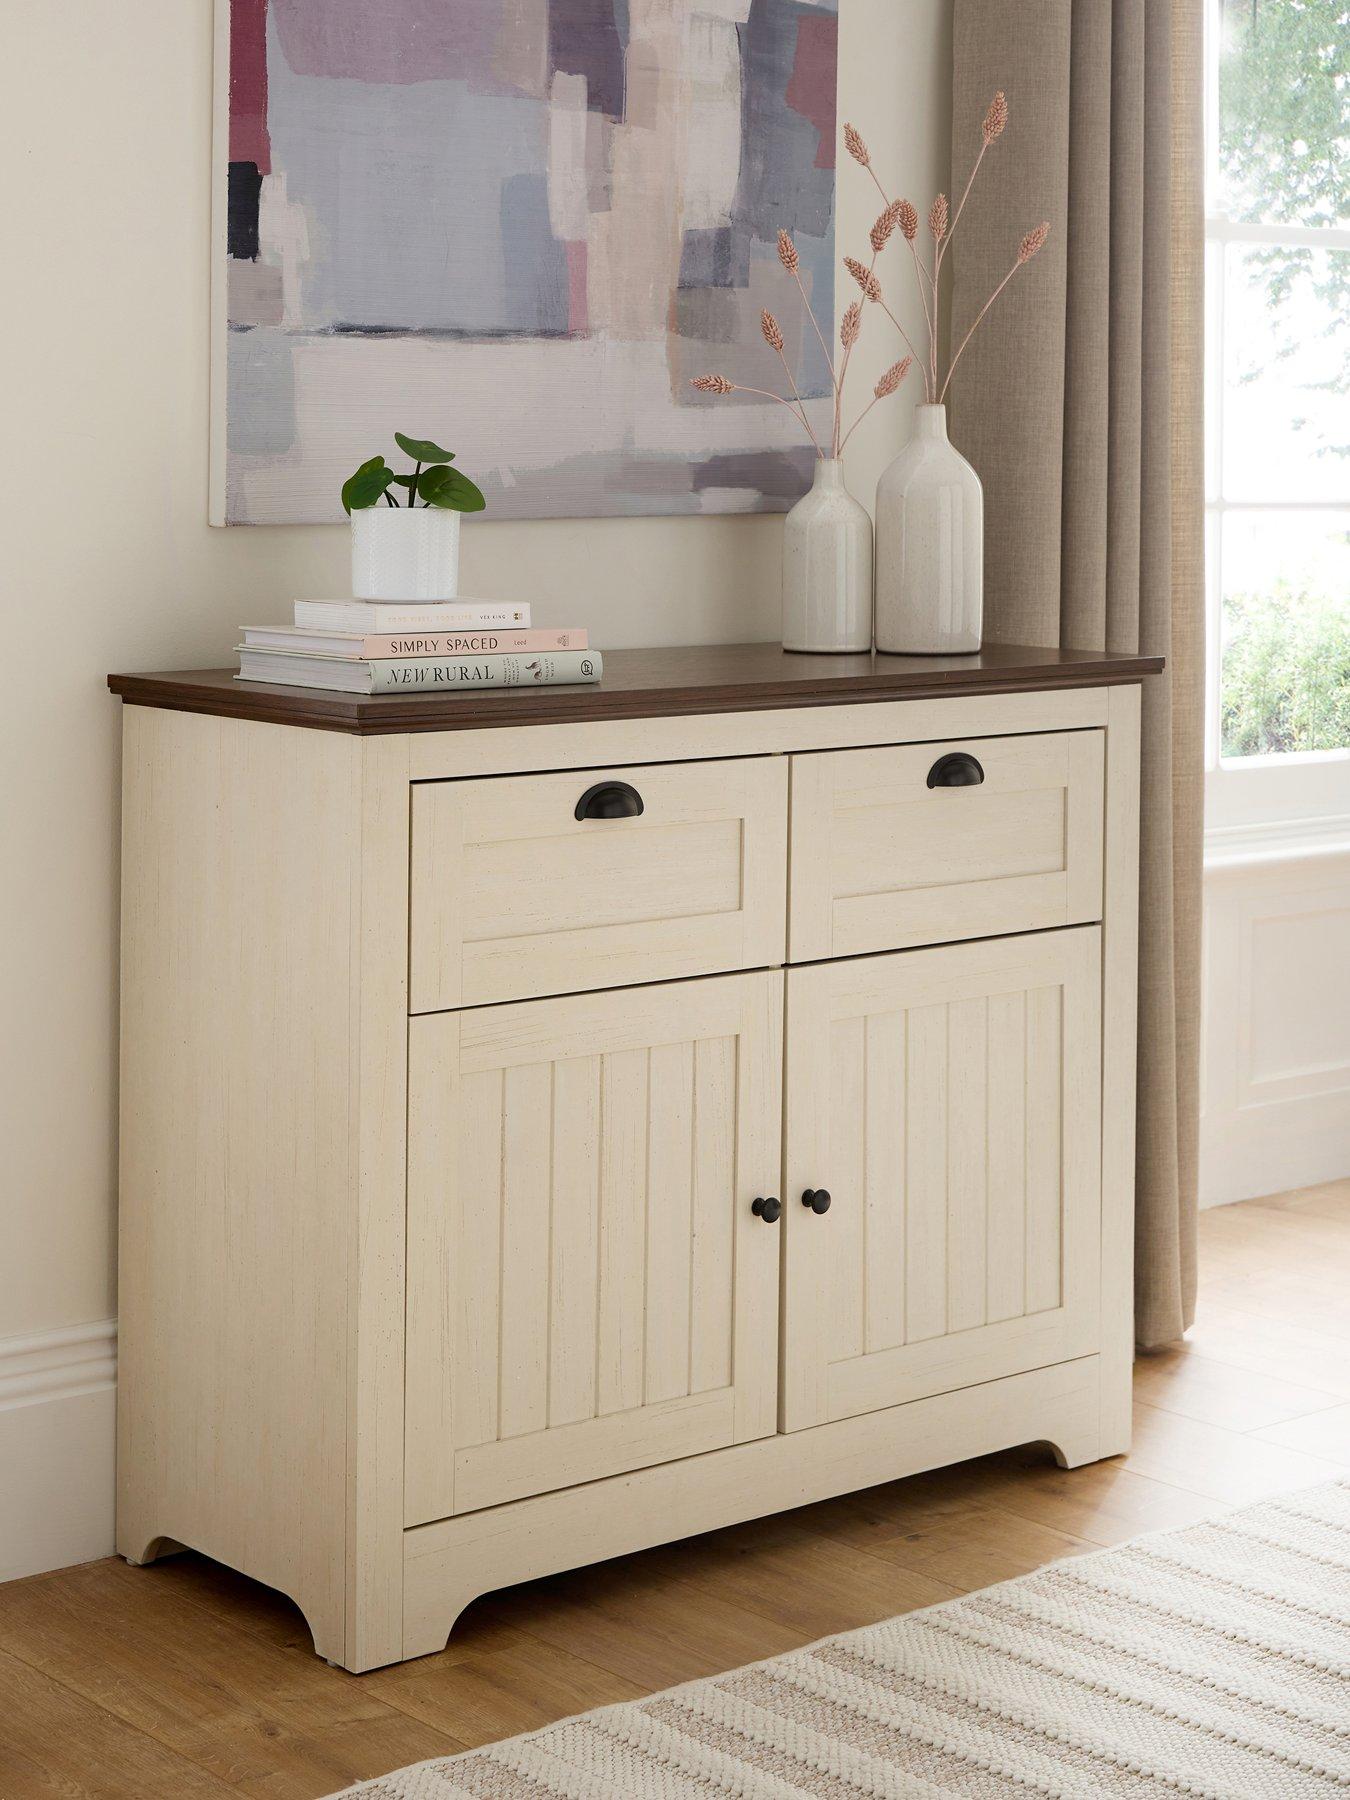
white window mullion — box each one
[1208,217,1350,252]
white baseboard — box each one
[0,1320,117,1584]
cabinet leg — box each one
[121,1533,186,1567]
[1047,1432,1107,1471]
[119,1526,352,1669]
[403,1575,481,1664]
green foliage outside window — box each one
[1218,0,1350,437]
[1222,576,1350,756]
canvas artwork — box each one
[217,0,839,525]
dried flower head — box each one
[982,90,1008,144]
[875,355,913,398]
[840,300,862,348]
[691,374,734,394]
[1018,220,1050,263]
[843,122,870,167]
[776,228,799,275]
[870,199,905,253]
[929,193,949,242]
[896,199,919,242]
[760,309,785,352]
[844,256,882,302]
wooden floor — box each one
[3,1181,1349,1799]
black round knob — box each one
[926,751,985,789]
[802,1188,832,1214]
[751,1196,782,1223]
[575,781,644,821]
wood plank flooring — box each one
[2,1180,1348,1799]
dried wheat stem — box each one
[943,106,1008,277]
[863,160,892,211]
[903,240,936,400]
[837,394,883,457]
[779,231,836,389]
[766,307,820,453]
[837,299,862,440]
[691,374,818,449]
[940,260,1020,402]
[943,144,986,266]
[875,293,929,402]
[834,249,882,453]
[939,96,1005,283]
[855,160,935,403]
[838,356,912,455]
[791,267,837,391]
[933,93,1010,394]
[925,198,948,398]
[939,219,1048,401]
[733,382,815,426]
[773,344,825,459]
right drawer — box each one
[789,730,1104,962]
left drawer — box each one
[410,757,788,1011]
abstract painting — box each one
[214,0,838,524]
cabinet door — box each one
[782,929,1101,1431]
[406,972,783,1524]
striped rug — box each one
[336,1480,1350,1798]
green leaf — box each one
[341,456,394,513]
[390,473,417,490]
[418,464,487,513]
[394,432,455,464]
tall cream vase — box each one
[781,458,873,653]
[874,403,983,653]
[351,506,461,601]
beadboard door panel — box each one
[788,731,1104,962]
[782,929,1102,1432]
[405,972,783,1525]
[410,757,787,1011]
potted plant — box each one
[342,433,487,602]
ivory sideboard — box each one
[109,642,1161,1672]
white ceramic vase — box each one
[874,404,983,654]
[781,459,873,654]
[351,506,461,601]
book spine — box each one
[360,628,587,657]
[295,605,530,629]
[367,651,603,693]
[372,608,528,628]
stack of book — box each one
[236,598,600,694]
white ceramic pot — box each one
[781,459,873,653]
[351,506,461,601]
[874,404,983,653]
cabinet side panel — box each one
[116,707,360,1660]
[1100,684,1142,1452]
[348,731,412,1671]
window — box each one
[1205,0,1350,833]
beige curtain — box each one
[948,0,1204,1347]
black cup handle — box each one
[926,752,985,789]
[575,781,645,821]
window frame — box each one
[1203,0,1350,838]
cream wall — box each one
[0,1,951,1360]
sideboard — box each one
[108,641,1161,1672]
